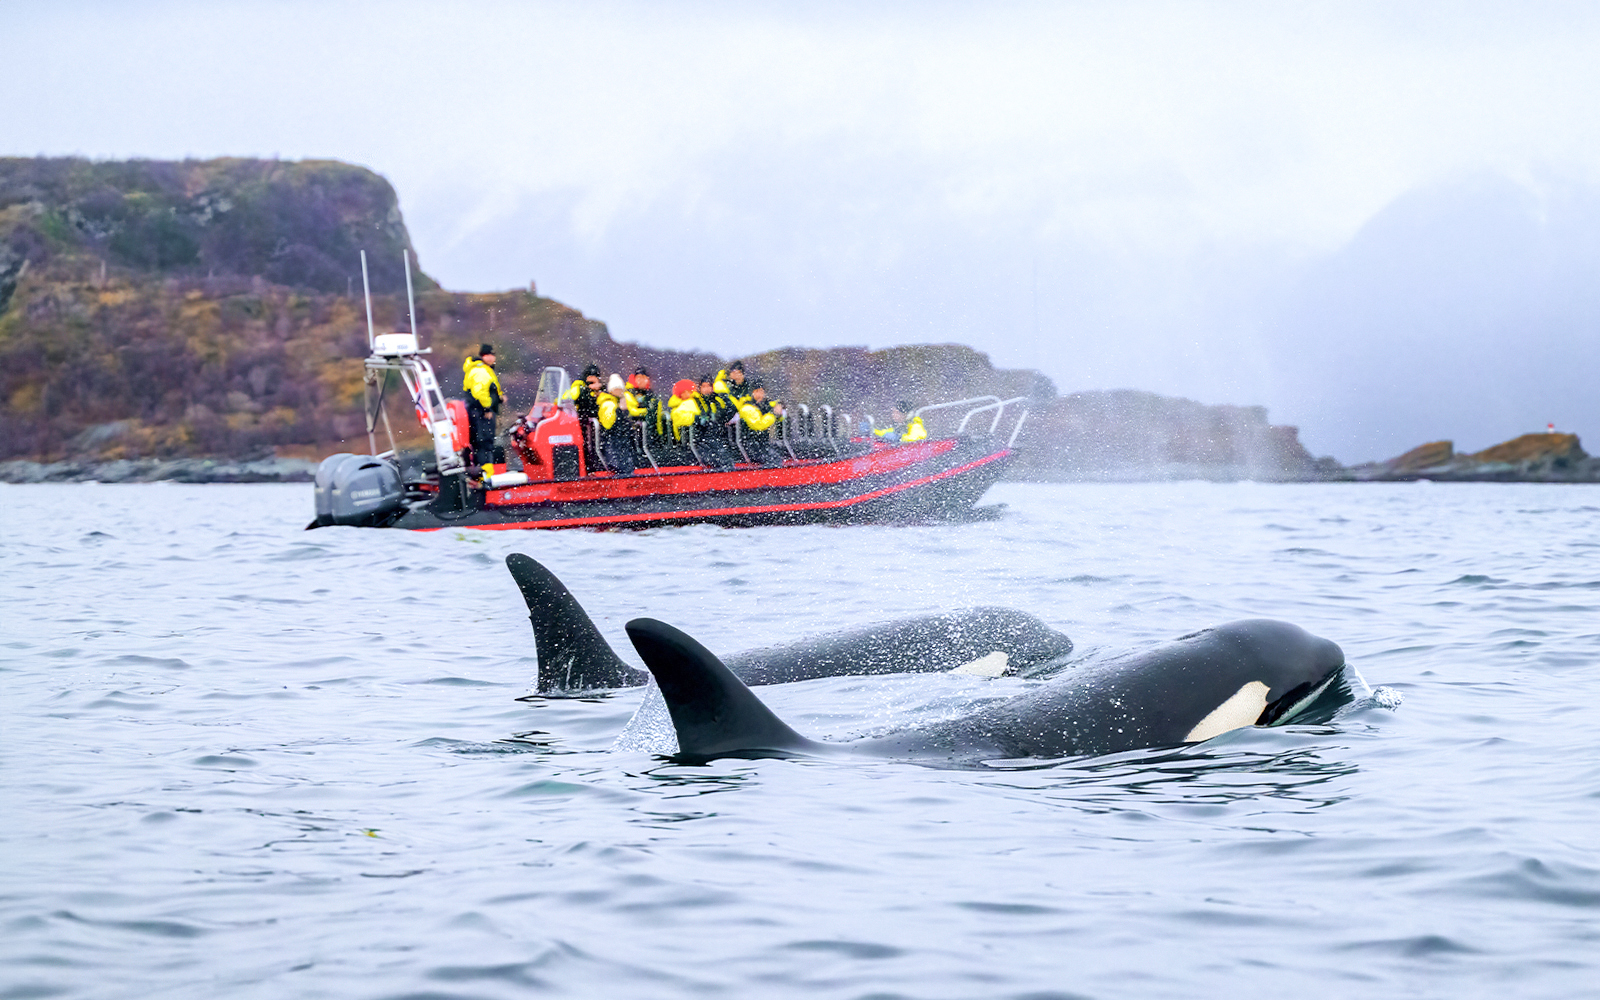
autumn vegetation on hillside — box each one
[1,155,1328,479]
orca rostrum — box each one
[506,554,1076,693]
[624,616,1351,763]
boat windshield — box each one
[534,367,570,409]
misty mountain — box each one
[1265,171,1600,462]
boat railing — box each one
[823,406,845,455]
[776,405,803,461]
[912,396,999,428]
[913,395,1031,446]
[770,401,869,459]
[953,396,1031,446]
[683,422,706,467]
[583,417,610,474]
[728,413,752,464]
[634,419,660,471]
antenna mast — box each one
[360,250,375,351]
[404,249,418,339]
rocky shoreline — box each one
[6,432,1599,486]
[0,456,317,484]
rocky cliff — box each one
[0,157,424,298]
[1,155,1327,482]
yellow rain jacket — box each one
[562,379,601,421]
[597,390,621,430]
[462,356,502,411]
[737,397,780,433]
[672,391,735,432]
[713,369,750,404]
[874,415,928,443]
[671,392,705,433]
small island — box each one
[1342,433,1598,483]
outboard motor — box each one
[313,453,358,526]
[314,453,405,526]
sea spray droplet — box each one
[1370,686,1405,711]
[611,680,679,755]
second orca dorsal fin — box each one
[625,618,819,759]
[506,554,647,692]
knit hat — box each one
[607,374,626,393]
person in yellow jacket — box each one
[623,367,674,467]
[658,378,696,463]
[561,364,604,473]
[595,374,637,475]
[712,360,749,403]
[735,379,785,465]
[669,376,705,433]
[666,379,695,432]
[461,344,503,472]
[672,374,736,469]
[562,364,603,418]
[874,402,928,444]
[621,368,652,421]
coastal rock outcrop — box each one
[1350,432,1599,482]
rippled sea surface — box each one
[5,481,1599,1000]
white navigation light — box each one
[373,332,419,356]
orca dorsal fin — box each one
[505,554,647,692]
[625,618,817,759]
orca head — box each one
[505,554,647,693]
[1177,619,1348,742]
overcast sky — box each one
[12,1,1600,460]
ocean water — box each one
[3,481,1598,1000]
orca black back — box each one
[624,615,1351,764]
[505,554,1076,692]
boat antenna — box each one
[403,248,418,340]
[360,250,375,351]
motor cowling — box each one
[314,453,405,526]
[314,453,356,525]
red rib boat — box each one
[416,431,1017,531]
[310,254,1027,531]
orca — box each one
[624,616,1351,762]
[506,554,1076,693]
